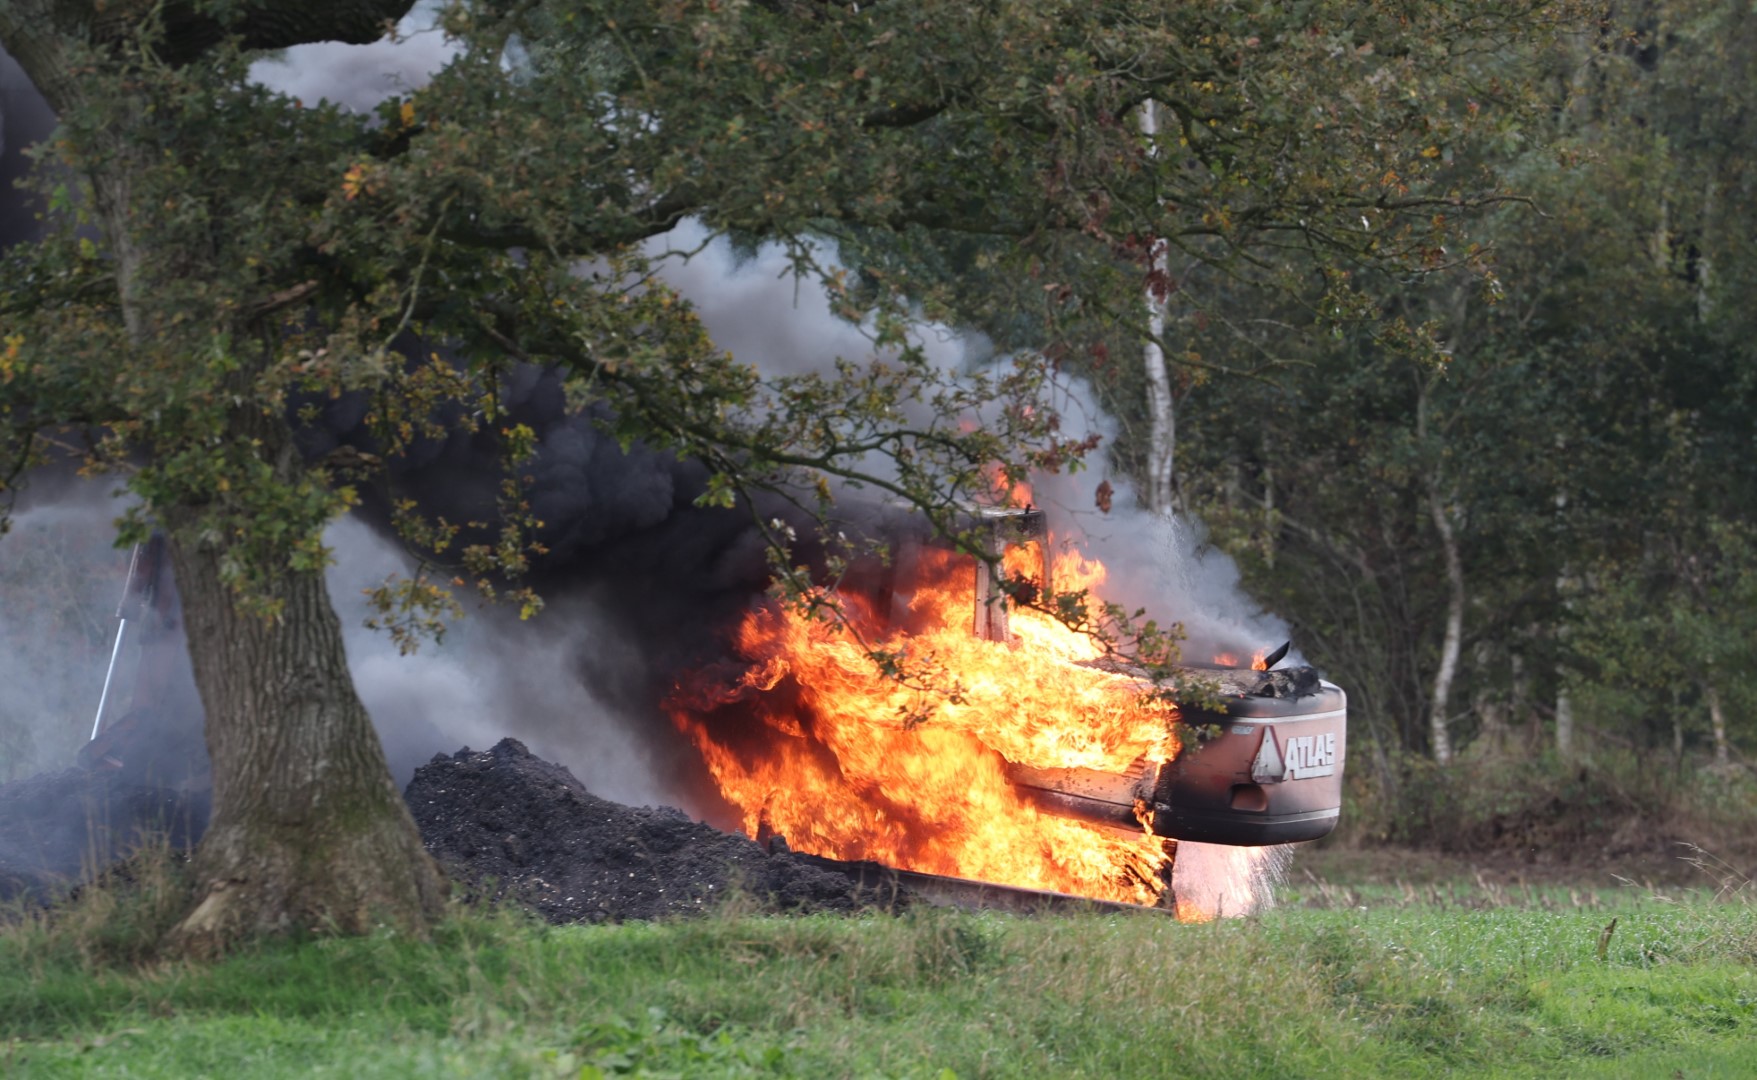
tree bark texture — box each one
[1139,101,1176,515]
[1417,382,1459,766]
[165,508,446,955]
[1425,482,1462,766]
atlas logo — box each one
[1283,733,1337,779]
[1250,729,1337,783]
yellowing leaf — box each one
[0,333,21,383]
[1421,145,1441,158]
[341,163,368,200]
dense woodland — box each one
[1138,2,1757,797]
[833,2,1757,806]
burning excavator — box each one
[667,507,1346,913]
[74,508,1342,917]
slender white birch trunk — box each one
[1426,483,1462,766]
[1139,101,1176,514]
[1417,384,1459,765]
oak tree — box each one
[0,0,1571,952]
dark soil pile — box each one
[0,768,209,904]
[3,738,887,920]
[406,738,894,922]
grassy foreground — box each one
[3,883,1755,1079]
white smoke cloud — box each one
[0,486,133,782]
[247,3,457,111]
[650,223,1294,663]
[0,483,668,806]
[649,222,974,383]
[323,515,666,804]
[1025,380,1296,664]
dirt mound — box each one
[406,738,893,922]
[0,768,209,904]
[4,739,885,921]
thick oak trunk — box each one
[3,12,446,956]
[164,518,446,955]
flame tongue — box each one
[668,542,1184,907]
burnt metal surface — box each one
[792,852,1170,917]
[1149,682,1347,845]
[1074,659,1321,700]
[970,507,1049,643]
[1003,759,1157,834]
[1184,664,1323,700]
[1000,674,1348,847]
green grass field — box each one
[3,876,1754,1079]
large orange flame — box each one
[668,534,1190,907]
[1212,648,1269,671]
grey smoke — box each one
[0,488,133,783]
[325,515,664,805]
[246,2,455,111]
[1023,379,1296,664]
[0,48,55,250]
[0,228,1295,808]
[2,25,1297,869]
[0,489,671,806]
[653,224,1292,661]
[649,222,974,382]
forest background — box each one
[1148,0,1757,867]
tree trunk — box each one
[1707,683,1729,768]
[1426,482,1462,766]
[1554,614,1574,758]
[1510,646,1532,746]
[1139,100,1176,515]
[1261,463,1276,570]
[1143,297,1176,514]
[1554,437,1574,759]
[0,17,448,955]
[1554,685,1574,757]
[1671,686,1686,774]
[1415,379,1459,766]
[164,515,446,955]
[1473,640,1507,756]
